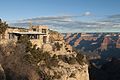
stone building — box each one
[4,25,49,48]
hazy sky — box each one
[0,0,120,32]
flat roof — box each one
[8,31,46,35]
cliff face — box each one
[0,30,89,80]
[41,31,89,80]
[38,53,89,80]
[0,44,90,80]
[89,58,120,80]
[57,63,89,80]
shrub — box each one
[54,42,62,51]
[58,55,69,63]
[17,35,32,52]
[69,73,76,78]
[50,54,59,67]
[68,57,77,64]
[76,53,84,65]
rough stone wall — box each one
[4,28,21,40]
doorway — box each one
[43,36,47,43]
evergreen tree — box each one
[0,19,8,39]
[17,35,32,52]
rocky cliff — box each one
[49,30,64,42]
[0,31,89,80]
[37,51,89,80]
[43,31,89,80]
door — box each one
[43,36,47,43]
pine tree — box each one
[0,19,8,39]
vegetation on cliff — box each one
[0,20,89,80]
[0,19,8,39]
[0,34,88,80]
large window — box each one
[30,34,39,39]
[33,28,39,32]
[9,34,15,39]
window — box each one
[33,28,36,31]
[9,34,15,39]
[42,29,47,33]
[30,34,39,39]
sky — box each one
[0,0,120,33]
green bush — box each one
[76,53,84,65]
[58,55,69,63]
[17,35,32,52]
[68,57,77,64]
[54,42,62,51]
